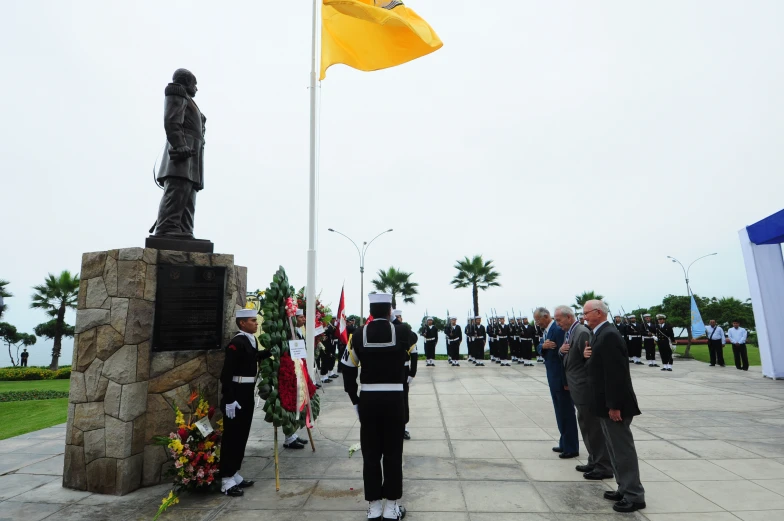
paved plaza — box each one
[2,358,784,521]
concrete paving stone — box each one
[637,460,675,482]
[640,481,724,513]
[26,427,67,440]
[441,407,486,418]
[644,514,741,521]
[463,481,549,513]
[533,481,617,513]
[77,483,171,506]
[321,427,352,441]
[323,457,364,479]
[402,456,459,480]
[752,478,784,496]
[404,427,449,440]
[15,454,65,476]
[231,456,271,478]
[12,439,67,456]
[226,479,317,510]
[172,490,232,510]
[403,479,467,512]
[0,474,58,500]
[672,440,763,459]
[0,437,41,453]
[258,456,332,479]
[10,480,93,504]
[710,458,784,479]
[302,479,367,511]
[452,440,512,459]
[634,440,699,460]
[125,507,214,521]
[276,440,348,459]
[644,427,708,440]
[505,440,564,459]
[489,415,544,428]
[520,459,598,482]
[447,427,500,440]
[445,416,491,429]
[494,427,554,441]
[405,416,446,428]
[456,458,527,481]
[0,501,64,521]
[732,511,784,521]
[646,459,743,481]
[732,440,784,458]
[403,440,451,458]
[0,453,56,475]
[38,504,139,521]
[684,479,784,511]
[471,515,647,521]
[217,512,468,521]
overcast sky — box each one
[2,1,782,366]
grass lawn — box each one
[0,380,71,392]
[679,344,761,366]
[0,398,69,440]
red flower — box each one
[178,428,188,441]
[278,354,298,412]
[208,406,215,419]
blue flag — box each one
[690,295,706,338]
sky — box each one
[1,1,782,366]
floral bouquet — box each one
[152,390,222,520]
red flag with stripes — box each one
[337,286,348,344]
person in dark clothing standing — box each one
[705,319,726,367]
[496,316,511,366]
[471,316,486,366]
[341,293,409,521]
[520,317,536,366]
[625,316,644,365]
[583,299,645,513]
[420,317,438,367]
[20,348,29,367]
[655,314,676,371]
[728,320,749,370]
[445,317,462,366]
[641,314,659,367]
[219,309,272,496]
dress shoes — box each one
[559,452,579,459]
[666,368,673,371]
[283,441,305,449]
[575,464,594,473]
[650,363,659,367]
[603,491,623,501]
[237,479,255,488]
[296,436,308,444]
[552,447,563,453]
[383,505,406,520]
[223,485,244,497]
[613,498,646,512]
[403,431,411,440]
[583,470,613,480]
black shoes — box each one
[575,464,593,473]
[384,505,406,520]
[283,441,305,449]
[709,364,715,367]
[237,479,255,488]
[650,363,659,367]
[552,447,563,453]
[403,431,411,440]
[296,436,308,444]
[613,499,646,512]
[559,452,579,459]
[224,485,244,497]
[603,491,623,501]
[583,470,613,480]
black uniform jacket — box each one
[656,323,675,342]
[521,324,536,341]
[421,324,439,344]
[585,323,641,419]
[446,324,463,344]
[220,332,271,405]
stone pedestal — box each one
[63,247,247,495]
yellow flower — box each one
[170,439,183,453]
[207,455,215,463]
[179,456,188,464]
[204,441,214,449]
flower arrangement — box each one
[152,390,222,520]
[295,287,332,327]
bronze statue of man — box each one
[151,68,206,239]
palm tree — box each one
[30,271,80,370]
[451,255,501,317]
[0,279,11,319]
[574,291,605,313]
[371,267,419,308]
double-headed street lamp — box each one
[328,228,393,325]
[667,253,718,296]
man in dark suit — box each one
[535,306,579,458]
[583,300,646,513]
[555,305,613,480]
[656,314,676,371]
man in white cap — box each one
[471,316,486,367]
[420,317,438,367]
[625,315,644,365]
[341,293,409,520]
[219,308,273,496]
[520,316,537,366]
[641,314,659,367]
[445,316,462,366]
[655,314,675,371]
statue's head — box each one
[172,68,198,97]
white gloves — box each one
[225,401,241,419]
[407,376,413,384]
[354,404,360,421]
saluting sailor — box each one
[341,293,410,521]
[219,308,272,496]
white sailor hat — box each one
[656,314,666,319]
[295,309,304,317]
[448,316,457,320]
[392,309,402,317]
[426,316,433,321]
[474,316,482,320]
[368,292,393,304]
[314,325,325,335]
[643,313,651,317]
[627,315,635,319]
[236,309,256,319]
[522,316,528,319]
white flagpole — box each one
[305,0,320,385]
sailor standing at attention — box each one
[341,293,409,521]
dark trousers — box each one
[628,338,642,359]
[550,388,579,453]
[575,403,612,474]
[337,344,346,372]
[21,358,28,367]
[708,340,725,366]
[447,341,461,361]
[424,340,437,360]
[520,339,533,360]
[643,338,656,361]
[497,340,509,360]
[154,177,197,238]
[489,340,495,358]
[319,346,335,376]
[658,340,673,365]
[600,416,645,504]
[360,391,405,501]
[475,341,485,360]
[732,343,749,370]
[219,384,255,477]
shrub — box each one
[0,390,70,402]
[0,366,71,381]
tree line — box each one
[0,272,79,370]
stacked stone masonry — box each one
[63,247,247,495]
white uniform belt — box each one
[404,361,410,367]
[449,338,460,342]
[232,376,255,383]
[498,335,508,339]
[361,383,404,391]
[426,338,438,342]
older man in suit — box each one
[555,305,613,481]
[583,299,645,513]
[535,306,579,458]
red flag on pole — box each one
[337,285,348,344]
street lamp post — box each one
[667,253,718,356]
[328,228,393,325]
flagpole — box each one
[306,0,320,384]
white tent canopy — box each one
[739,208,784,379]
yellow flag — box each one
[321,0,443,80]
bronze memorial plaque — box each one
[152,265,226,351]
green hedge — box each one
[0,366,71,381]
[0,390,70,402]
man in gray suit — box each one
[583,299,645,513]
[554,305,613,481]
